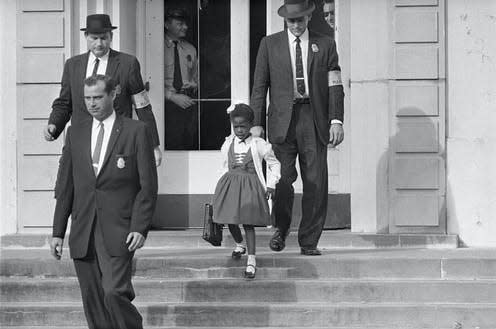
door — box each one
[143,0,251,228]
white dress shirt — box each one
[287,29,309,98]
[91,111,116,175]
[86,51,110,78]
[287,29,343,125]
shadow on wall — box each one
[376,107,449,234]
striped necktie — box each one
[92,122,104,176]
[92,58,100,76]
[295,37,305,96]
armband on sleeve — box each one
[132,90,151,109]
[328,70,342,87]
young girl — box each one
[213,103,280,279]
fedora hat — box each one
[278,0,315,18]
[80,14,117,33]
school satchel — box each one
[202,203,223,246]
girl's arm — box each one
[259,140,281,189]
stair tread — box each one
[3,276,496,283]
[2,247,495,259]
[3,301,496,307]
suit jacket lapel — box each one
[106,49,120,79]
[99,114,122,175]
[278,31,293,82]
[307,30,317,74]
[80,120,94,177]
[76,53,90,102]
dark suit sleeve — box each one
[250,37,270,127]
[49,59,73,139]
[327,39,344,123]
[130,123,158,238]
[52,127,74,238]
[128,57,160,147]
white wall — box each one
[447,0,496,246]
[0,0,18,235]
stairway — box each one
[1,230,496,328]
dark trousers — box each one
[73,218,142,329]
[272,103,328,249]
[165,100,198,150]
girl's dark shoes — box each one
[232,246,246,259]
[244,264,256,279]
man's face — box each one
[323,2,335,29]
[165,18,188,39]
[86,32,112,58]
[84,81,115,121]
[285,16,310,37]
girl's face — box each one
[232,116,253,140]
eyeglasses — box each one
[323,11,334,17]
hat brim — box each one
[80,26,118,32]
[278,2,315,18]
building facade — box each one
[1,0,495,246]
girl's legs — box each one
[229,224,246,258]
[228,224,243,243]
[243,225,256,278]
[243,225,256,255]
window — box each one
[164,0,231,150]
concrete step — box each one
[2,248,496,279]
[2,277,496,304]
[0,327,441,329]
[0,229,459,249]
[1,302,495,328]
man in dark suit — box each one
[250,0,344,255]
[50,75,158,329]
[44,14,162,166]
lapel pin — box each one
[312,44,319,53]
[117,157,126,169]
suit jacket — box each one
[49,49,160,146]
[250,30,344,145]
[52,115,158,258]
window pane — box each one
[164,0,231,151]
[200,101,231,150]
[199,0,231,99]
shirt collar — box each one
[287,28,309,44]
[165,36,182,48]
[88,50,110,64]
[235,134,252,144]
[92,110,116,130]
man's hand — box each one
[265,187,276,200]
[44,124,57,141]
[126,232,145,252]
[170,93,195,109]
[250,126,265,139]
[329,123,344,147]
[50,237,64,260]
[154,146,162,167]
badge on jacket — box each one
[117,157,126,169]
[311,44,319,53]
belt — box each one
[293,98,310,104]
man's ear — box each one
[110,90,117,101]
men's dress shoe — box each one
[300,248,322,256]
[269,229,288,252]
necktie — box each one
[92,122,104,176]
[92,58,100,76]
[295,37,305,96]
[173,41,183,91]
